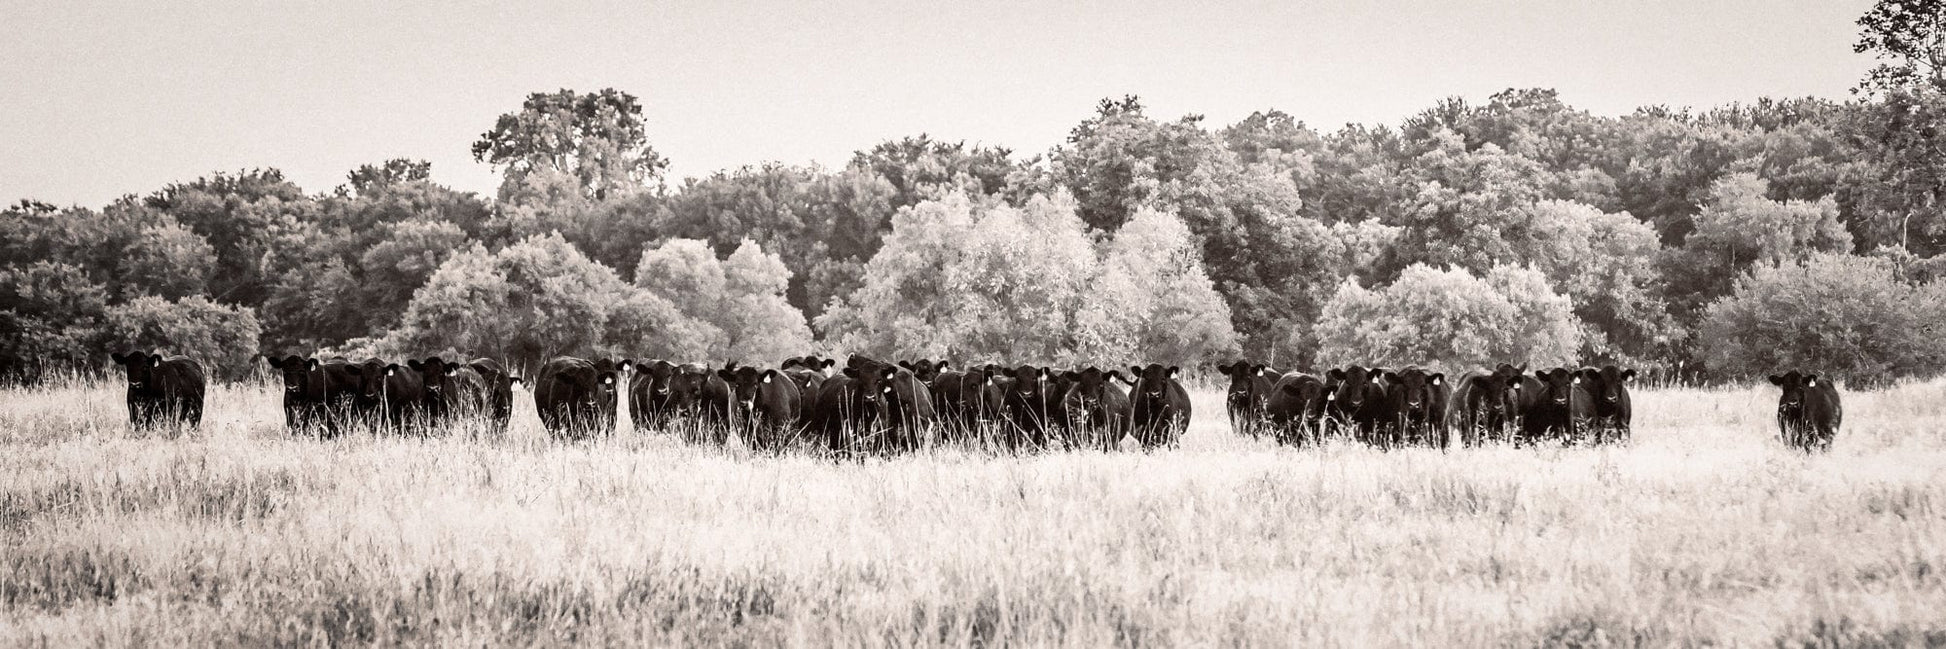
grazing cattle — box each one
[411,357,470,427]
[533,357,622,439]
[1264,372,1328,446]
[267,355,326,431]
[1380,368,1448,448]
[1128,364,1191,449]
[883,366,937,451]
[466,358,521,434]
[670,363,735,443]
[1217,361,1277,439]
[110,352,204,428]
[628,359,686,432]
[721,364,805,450]
[1060,367,1131,451]
[1325,366,1388,443]
[1521,368,1594,444]
[1770,371,1841,452]
[1580,365,1635,444]
[356,360,428,432]
[266,356,365,436]
[810,361,899,455]
[935,365,1006,443]
[1448,369,1523,446]
[1001,365,1062,449]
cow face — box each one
[1128,364,1180,400]
[843,365,899,408]
[1590,365,1635,404]
[1279,376,1328,423]
[1217,361,1269,389]
[1768,371,1821,410]
[112,351,163,394]
[411,357,453,397]
[667,365,717,403]
[719,365,779,412]
[1004,365,1052,403]
[1534,368,1582,406]
[267,355,319,396]
[635,360,681,397]
[1385,368,1443,415]
[1064,367,1125,412]
[899,359,949,383]
[355,360,391,402]
[1470,373,1520,418]
[1326,366,1380,410]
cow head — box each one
[1589,365,1635,404]
[1004,365,1052,403]
[898,359,949,382]
[843,363,899,410]
[1468,372,1520,418]
[719,365,781,413]
[355,359,391,402]
[1128,364,1180,400]
[1384,368,1443,416]
[1533,368,1582,406]
[112,351,163,393]
[1769,371,1821,410]
[410,356,453,396]
[266,355,319,396]
[634,359,681,397]
[1326,366,1380,410]
[1063,367,1124,412]
[1217,361,1271,397]
[1278,375,1329,423]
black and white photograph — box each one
[3,0,1944,645]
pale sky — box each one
[2,0,1877,207]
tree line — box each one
[5,2,1946,386]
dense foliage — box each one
[4,2,1943,383]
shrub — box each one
[100,295,262,380]
[1699,253,1945,386]
[1315,264,1581,373]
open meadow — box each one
[3,377,1945,646]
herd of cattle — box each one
[99,351,1843,453]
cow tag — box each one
[1807,378,1816,387]
[762,374,772,384]
[386,368,396,377]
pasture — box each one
[3,377,1944,646]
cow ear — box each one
[617,360,635,373]
[843,367,859,378]
[512,378,526,389]
[937,360,950,371]
[1254,365,1268,377]
[717,369,735,381]
[149,355,162,367]
[1167,366,1180,379]
[1062,370,1079,381]
[601,373,617,385]
[1217,362,1235,374]
[819,358,835,370]
[882,367,897,381]
[408,359,424,371]
[761,371,774,384]
[1621,369,1636,381]
[385,363,400,376]
[1036,367,1049,380]
[112,352,128,365]
[1328,368,1344,380]
[306,358,320,371]
[1381,370,1397,382]
[445,366,458,377]
[1130,365,1144,377]
[1805,374,1819,386]
[1108,370,1126,383]
[1002,367,1019,378]
[1431,373,1443,385]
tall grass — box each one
[2,378,1943,646]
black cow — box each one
[1580,365,1635,444]
[1521,367,1594,444]
[353,360,428,433]
[628,359,686,432]
[1061,367,1131,451]
[1217,361,1277,439]
[110,352,204,428]
[721,364,804,451]
[671,363,735,444]
[265,356,365,436]
[1325,366,1389,444]
[1264,372,1328,446]
[1447,369,1524,447]
[1770,371,1842,452]
[467,358,521,434]
[1001,365,1062,449]
[883,365,937,451]
[810,361,898,455]
[1128,364,1191,449]
[533,356,622,439]
[411,357,468,427]
[1377,368,1448,448]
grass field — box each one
[3,377,1944,647]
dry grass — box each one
[2,377,1944,646]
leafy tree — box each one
[851,135,1029,208]
[101,295,261,380]
[1700,253,1945,386]
[337,158,433,198]
[1665,173,1853,314]
[1315,264,1582,373]
[144,169,315,307]
[472,88,667,201]
[634,237,815,363]
[0,262,110,381]
[1854,0,1946,94]
[1074,208,1240,366]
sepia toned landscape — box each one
[5,376,1943,646]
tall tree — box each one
[472,88,668,201]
